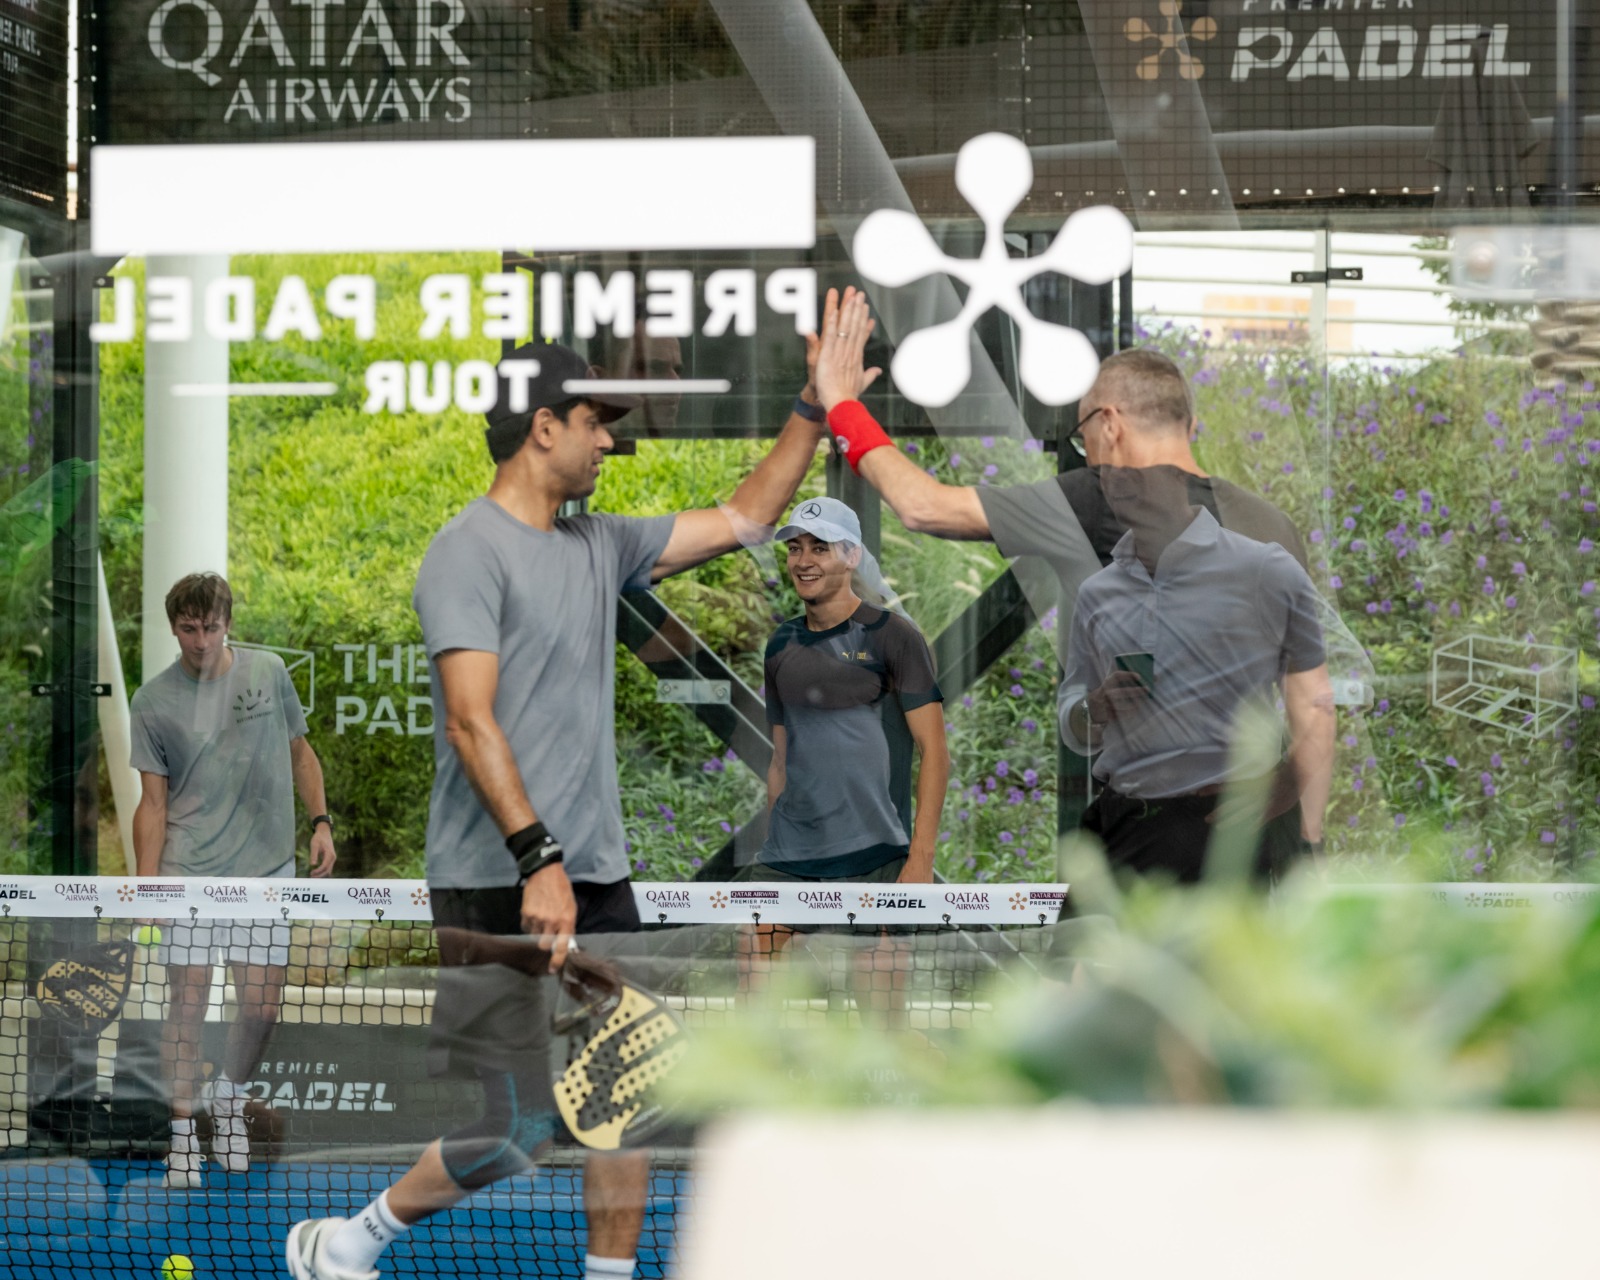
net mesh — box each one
[0,881,1057,1279]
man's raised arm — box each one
[815,290,991,541]
[651,291,852,581]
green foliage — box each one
[1152,324,1600,880]
[669,872,1600,1114]
[89,255,1600,884]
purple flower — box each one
[1329,575,1343,589]
[985,776,998,792]
[1490,753,1502,768]
[983,464,998,478]
[1009,684,1024,697]
[950,453,962,468]
[981,436,995,449]
[1006,789,1024,806]
[1394,814,1407,828]
[1445,756,1458,767]
[998,831,1014,844]
[995,761,1010,778]
[690,857,703,869]
[1582,539,1596,554]
[1512,562,1527,576]
[1394,489,1407,501]
[1483,577,1497,596]
[1541,831,1557,844]
[1343,517,1357,531]
[1022,768,1038,787]
[1021,718,1038,734]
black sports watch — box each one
[311,814,334,833]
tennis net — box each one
[0,875,1065,1278]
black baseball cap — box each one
[483,341,641,459]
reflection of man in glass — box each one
[129,572,336,1189]
[612,334,684,432]
[285,330,832,1280]
[1057,465,1334,883]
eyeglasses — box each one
[1067,405,1106,457]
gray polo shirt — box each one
[977,468,1309,663]
[1059,508,1325,799]
[129,648,307,877]
[413,497,675,889]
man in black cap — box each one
[286,304,854,1280]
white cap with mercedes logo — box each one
[774,496,863,546]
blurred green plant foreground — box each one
[670,867,1600,1113]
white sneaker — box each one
[210,1091,251,1173]
[162,1130,203,1190]
[162,1139,203,1190]
[285,1219,380,1280]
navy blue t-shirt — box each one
[762,603,942,877]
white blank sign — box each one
[92,137,816,256]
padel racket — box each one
[553,946,687,1151]
[432,929,689,1151]
[35,936,136,1036]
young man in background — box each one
[131,572,336,1188]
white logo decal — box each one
[852,133,1134,408]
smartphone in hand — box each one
[1114,651,1156,692]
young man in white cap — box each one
[738,496,949,1019]
[753,496,949,888]
[286,302,846,1279]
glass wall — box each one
[2,0,1581,885]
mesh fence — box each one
[0,877,1062,1279]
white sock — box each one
[585,1255,636,1280]
[324,1189,407,1274]
[170,1117,196,1150]
[212,1075,242,1111]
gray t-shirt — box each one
[129,648,308,877]
[413,497,675,889]
[761,604,942,876]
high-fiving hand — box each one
[814,287,883,411]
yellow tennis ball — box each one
[160,1256,194,1280]
[136,926,163,948]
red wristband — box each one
[826,400,895,473]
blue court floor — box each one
[0,1159,685,1279]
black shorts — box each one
[431,877,642,938]
[426,878,639,1079]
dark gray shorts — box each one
[426,879,639,1080]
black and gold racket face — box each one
[35,940,135,1035]
[555,982,687,1150]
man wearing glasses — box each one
[818,344,1306,620]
